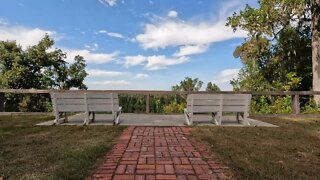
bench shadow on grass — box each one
[0,115,125,180]
[190,117,320,179]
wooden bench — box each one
[50,92,122,125]
[184,94,251,126]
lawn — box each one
[191,117,320,180]
[0,115,125,180]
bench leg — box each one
[212,113,219,125]
[243,113,250,126]
[89,112,95,122]
[218,111,222,125]
[184,109,193,126]
[64,112,68,123]
[54,112,60,125]
[236,113,240,123]
[84,111,90,125]
[114,112,120,125]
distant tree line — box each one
[120,77,221,114]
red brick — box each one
[137,169,155,174]
[156,175,177,180]
[137,165,155,170]
[176,175,187,180]
[172,157,181,164]
[156,165,165,174]
[187,175,198,180]
[139,157,147,164]
[147,157,155,164]
[126,165,136,174]
[146,175,156,180]
[113,175,135,180]
[175,165,194,175]
[180,157,189,165]
[165,165,174,174]
[87,127,231,180]
[116,165,126,174]
[135,175,145,180]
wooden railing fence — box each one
[1,89,320,114]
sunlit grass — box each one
[0,115,125,179]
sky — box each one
[0,0,257,90]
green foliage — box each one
[119,95,146,113]
[251,96,292,114]
[206,82,220,92]
[163,102,186,114]
[172,77,203,91]
[228,0,312,92]
[251,96,271,114]
[0,35,88,111]
[301,99,320,114]
[270,96,292,114]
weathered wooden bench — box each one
[184,94,251,126]
[50,92,122,125]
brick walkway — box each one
[88,127,231,180]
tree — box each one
[227,0,313,91]
[0,35,87,90]
[0,35,88,111]
[172,77,203,91]
[206,82,220,92]
[310,0,320,101]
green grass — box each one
[190,117,320,180]
[0,115,125,180]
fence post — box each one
[0,93,4,112]
[146,93,150,114]
[292,94,300,115]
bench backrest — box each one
[187,94,252,113]
[51,93,85,112]
[50,92,119,113]
[222,94,252,113]
[187,94,222,113]
[86,93,119,112]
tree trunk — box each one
[312,0,320,103]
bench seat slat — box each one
[187,106,220,113]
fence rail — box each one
[1,89,320,114]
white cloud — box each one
[174,44,209,57]
[87,69,128,77]
[84,43,99,51]
[98,0,117,7]
[87,80,129,85]
[123,55,188,70]
[135,73,149,79]
[106,32,124,38]
[146,55,188,70]
[123,55,147,67]
[97,30,130,40]
[214,68,240,84]
[0,25,58,49]
[168,10,178,18]
[65,49,118,64]
[136,19,247,50]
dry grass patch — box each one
[0,115,125,179]
[190,117,320,180]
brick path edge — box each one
[87,127,234,180]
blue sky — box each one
[0,0,257,90]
